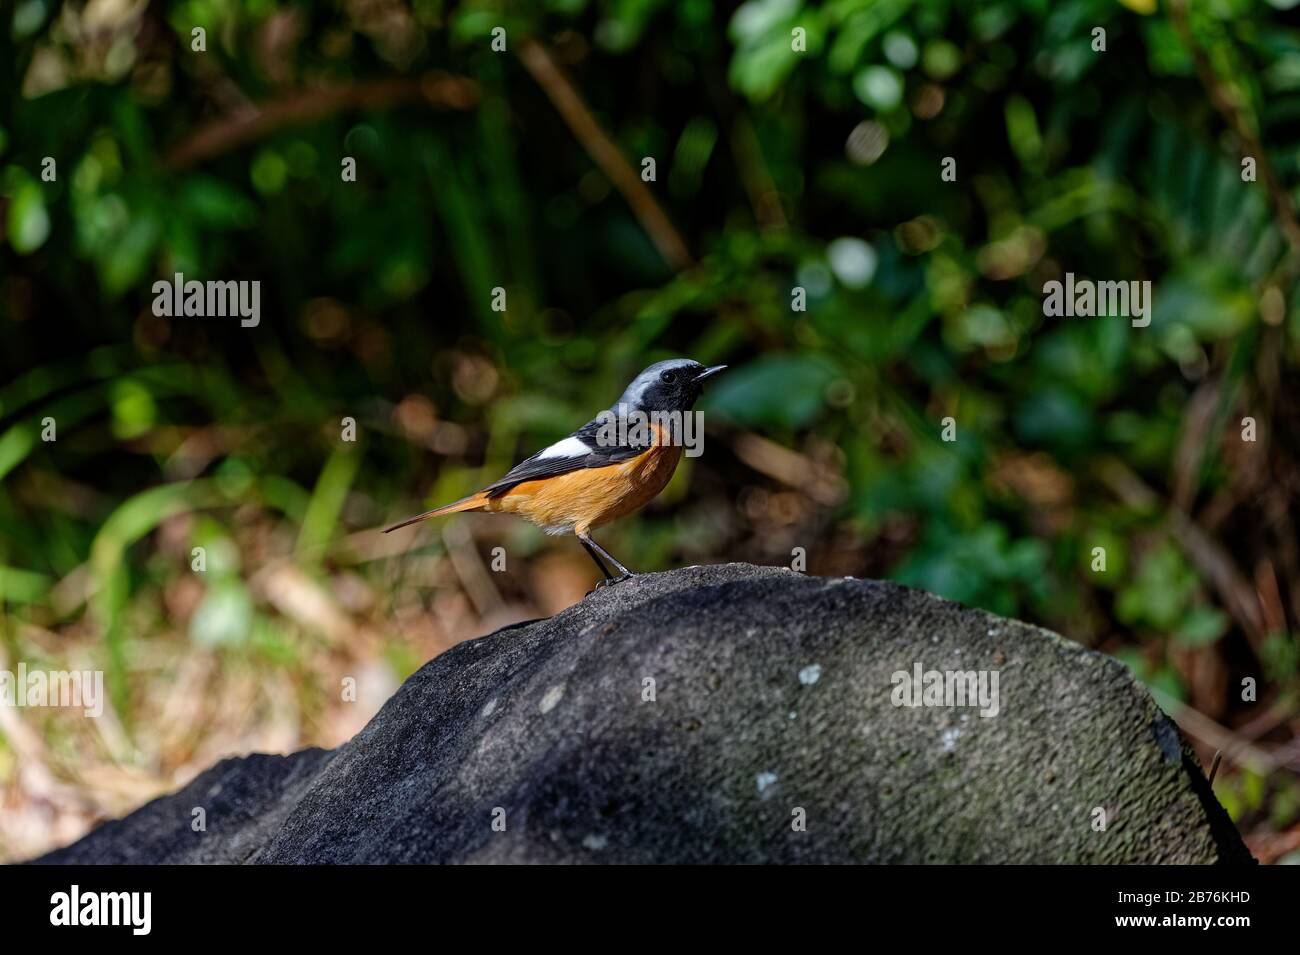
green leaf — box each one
[1174,606,1230,647]
[0,564,53,604]
[296,446,363,565]
[189,579,253,648]
[7,179,50,253]
[701,353,839,429]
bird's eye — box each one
[660,371,677,384]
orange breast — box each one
[486,441,683,535]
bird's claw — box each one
[591,573,634,592]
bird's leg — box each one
[580,539,613,582]
[578,532,634,586]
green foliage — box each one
[1,0,1298,849]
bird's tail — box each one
[383,491,488,533]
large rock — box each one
[36,563,1250,864]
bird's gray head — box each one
[612,359,727,414]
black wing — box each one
[483,417,652,499]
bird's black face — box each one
[615,359,727,414]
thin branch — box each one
[729,113,788,230]
[702,66,788,231]
[164,73,480,169]
[516,36,695,272]
[1150,686,1294,776]
[1098,457,1267,651]
[1234,697,1298,742]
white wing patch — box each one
[536,436,591,460]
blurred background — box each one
[2,0,1300,863]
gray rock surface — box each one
[36,563,1251,864]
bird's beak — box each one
[695,365,728,384]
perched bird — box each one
[384,359,727,586]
